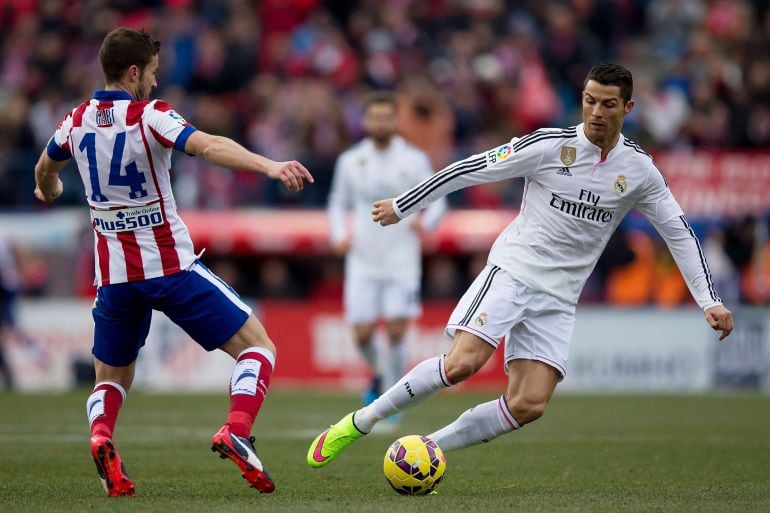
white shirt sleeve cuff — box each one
[392,198,406,219]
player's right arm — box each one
[183,131,313,192]
[33,148,67,203]
[373,133,544,225]
[326,153,352,255]
[34,110,75,203]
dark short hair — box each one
[584,63,633,103]
[365,91,397,111]
[99,28,161,84]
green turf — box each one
[1,390,768,513]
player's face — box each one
[364,102,397,146]
[581,80,633,150]
[136,55,159,101]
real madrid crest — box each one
[560,146,577,166]
[475,312,488,327]
[614,174,627,194]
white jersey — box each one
[328,136,447,281]
[393,124,722,309]
[47,90,198,286]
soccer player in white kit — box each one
[328,92,447,405]
[307,63,734,468]
[33,28,313,496]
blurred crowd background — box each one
[0,0,769,309]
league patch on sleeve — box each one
[167,110,188,125]
[486,143,513,166]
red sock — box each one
[226,348,274,438]
[87,382,126,438]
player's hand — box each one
[266,160,314,191]
[34,178,63,203]
[705,305,734,341]
[410,218,427,236]
[372,198,401,226]
[331,239,351,256]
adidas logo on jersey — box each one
[556,167,572,176]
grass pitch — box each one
[0,390,768,513]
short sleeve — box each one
[145,100,197,151]
[46,111,74,161]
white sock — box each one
[386,339,406,390]
[354,355,452,432]
[428,395,519,452]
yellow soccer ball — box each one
[383,435,446,495]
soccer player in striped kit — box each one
[34,28,313,496]
[327,92,446,406]
[308,63,734,468]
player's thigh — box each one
[446,264,524,350]
[160,261,251,353]
[382,277,421,321]
[504,359,561,421]
[344,274,381,324]
[92,283,152,367]
[443,329,497,381]
[504,291,575,379]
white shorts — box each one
[446,264,575,377]
[344,274,421,325]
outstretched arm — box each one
[34,149,67,203]
[184,131,313,191]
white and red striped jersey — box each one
[47,90,198,286]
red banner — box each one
[179,151,770,255]
[180,209,516,255]
[260,300,508,390]
[656,150,770,218]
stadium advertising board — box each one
[5,300,769,393]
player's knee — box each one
[253,332,276,355]
[505,395,547,425]
[444,357,480,383]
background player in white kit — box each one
[33,28,313,496]
[327,93,446,405]
[307,63,734,468]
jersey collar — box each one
[576,122,626,157]
[93,90,134,101]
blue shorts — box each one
[92,261,251,366]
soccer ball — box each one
[383,435,446,495]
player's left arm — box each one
[184,131,313,191]
[635,164,734,340]
[145,101,313,191]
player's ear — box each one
[624,99,635,115]
[126,64,140,83]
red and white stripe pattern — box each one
[51,91,197,285]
